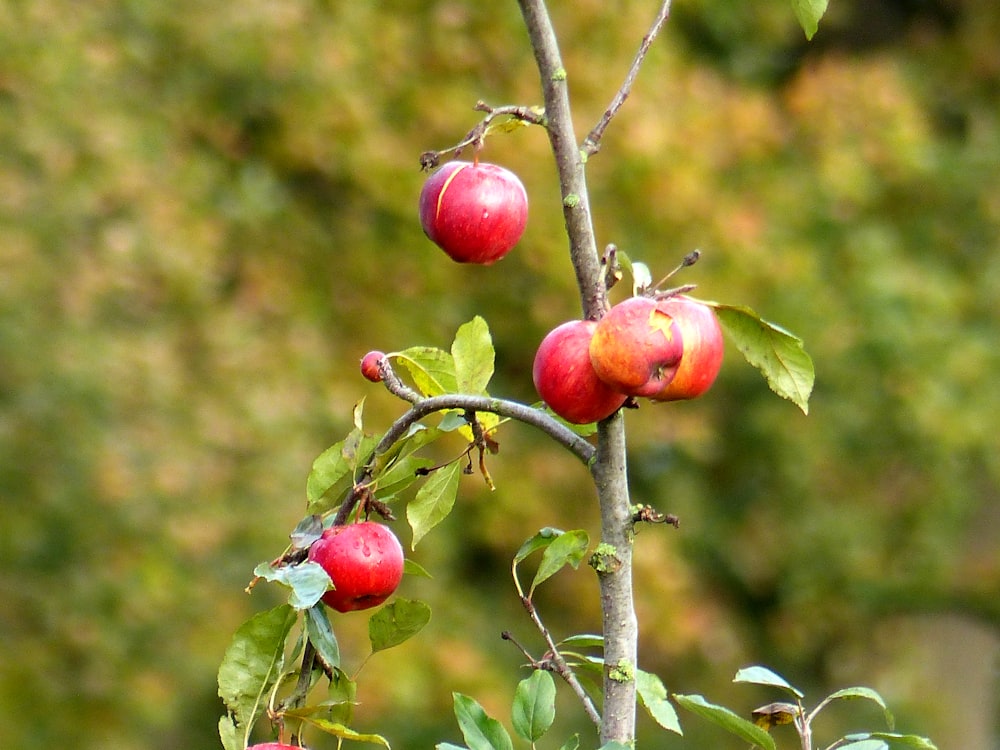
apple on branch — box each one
[533,319,628,424]
[588,296,684,398]
[419,160,528,264]
[647,295,724,401]
[307,522,405,613]
[360,350,386,382]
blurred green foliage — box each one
[1,1,998,749]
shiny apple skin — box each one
[419,161,528,264]
[533,320,628,424]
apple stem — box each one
[650,249,701,292]
[419,102,547,170]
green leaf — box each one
[513,527,564,564]
[404,558,433,578]
[636,668,683,734]
[865,732,937,749]
[452,316,495,394]
[840,740,888,750]
[305,604,340,670]
[298,716,391,747]
[307,437,355,508]
[812,686,894,729]
[218,714,241,750]
[369,423,440,477]
[289,514,324,551]
[558,633,604,650]
[530,529,589,592]
[217,604,297,747]
[512,670,556,742]
[557,736,580,750]
[674,694,777,750]
[407,461,462,548]
[368,598,432,653]
[790,0,828,39]
[253,560,332,611]
[306,428,379,513]
[396,345,458,396]
[452,692,514,750]
[372,453,436,499]
[734,665,805,699]
[713,303,815,414]
[323,666,358,725]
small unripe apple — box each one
[419,160,528,264]
[588,297,684,398]
[647,296,724,401]
[360,350,385,382]
[532,320,628,424]
[307,522,405,613]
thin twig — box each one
[582,0,673,157]
[330,354,598,524]
[516,597,603,728]
[420,101,547,169]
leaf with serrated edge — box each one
[734,665,805,699]
[407,462,461,548]
[396,346,458,396]
[530,529,589,592]
[675,694,776,750]
[369,598,431,653]
[453,692,514,750]
[452,316,495,395]
[512,670,556,742]
[790,0,829,39]
[636,669,683,734]
[217,604,297,747]
[712,303,814,414]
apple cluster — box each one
[324,167,724,615]
[533,295,724,424]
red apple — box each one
[647,296,724,401]
[360,350,385,382]
[588,297,684,398]
[307,522,405,613]
[247,744,299,750]
[532,320,628,424]
[419,160,528,264]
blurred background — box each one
[1,1,998,748]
